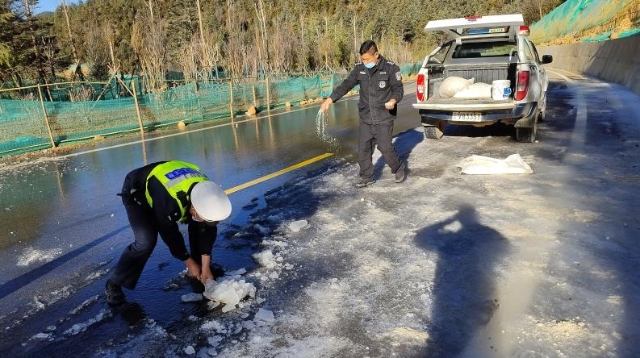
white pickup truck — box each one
[412,14,553,142]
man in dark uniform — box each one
[105,160,232,306]
[320,40,406,188]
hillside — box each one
[530,0,640,45]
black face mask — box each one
[191,214,218,226]
[205,220,219,227]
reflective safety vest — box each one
[145,161,208,222]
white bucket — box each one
[492,80,511,100]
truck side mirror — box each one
[541,55,553,64]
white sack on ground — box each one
[458,154,533,174]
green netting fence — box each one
[0,63,420,157]
[530,0,640,44]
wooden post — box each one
[141,138,148,165]
[266,76,271,113]
[37,84,56,148]
[229,79,234,120]
[131,80,146,141]
[252,84,257,108]
[330,73,335,93]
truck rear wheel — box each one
[538,94,547,122]
[423,121,446,139]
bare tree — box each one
[131,12,168,92]
[270,14,296,74]
[83,23,111,80]
[522,0,563,25]
[348,0,368,63]
[253,0,270,74]
[178,36,198,84]
[178,34,221,83]
[22,0,48,87]
[61,0,79,66]
[222,0,255,79]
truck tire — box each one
[423,121,445,139]
[538,95,547,122]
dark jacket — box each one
[329,55,404,124]
[120,161,217,261]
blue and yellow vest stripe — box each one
[145,161,208,222]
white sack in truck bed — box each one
[439,76,475,98]
[453,82,493,99]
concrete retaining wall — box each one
[540,36,640,95]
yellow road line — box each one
[224,152,334,195]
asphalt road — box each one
[1,71,639,357]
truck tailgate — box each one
[413,99,515,111]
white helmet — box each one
[190,181,232,221]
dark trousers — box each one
[110,200,158,290]
[358,121,402,180]
[110,171,165,290]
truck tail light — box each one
[417,73,426,102]
[515,70,529,101]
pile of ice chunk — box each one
[253,308,275,323]
[288,219,308,232]
[203,278,256,312]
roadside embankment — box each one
[540,36,640,94]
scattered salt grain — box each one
[208,335,223,347]
[254,308,275,323]
[184,345,195,355]
[253,250,277,269]
[181,293,204,302]
[242,320,256,330]
[32,332,52,340]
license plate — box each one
[452,112,482,122]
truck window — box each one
[522,41,535,61]
[528,41,542,62]
[428,42,452,64]
[452,41,516,59]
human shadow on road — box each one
[414,204,510,357]
[373,127,424,180]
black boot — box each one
[105,279,125,306]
